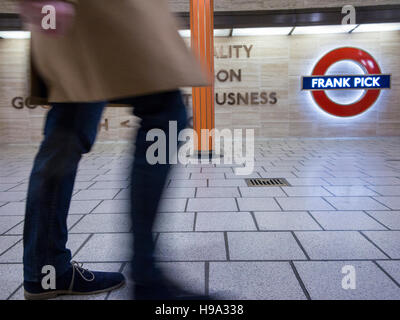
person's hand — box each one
[19,0,76,36]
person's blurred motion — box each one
[19,0,210,300]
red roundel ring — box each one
[311,47,381,117]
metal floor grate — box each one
[245,178,291,187]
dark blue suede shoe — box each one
[24,261,125,300]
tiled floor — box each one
[1,138,400,300]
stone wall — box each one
[1,30,399,144]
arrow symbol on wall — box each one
[120,120,135,128]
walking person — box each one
[20,0,209,300]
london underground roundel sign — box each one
[302,47,391,117]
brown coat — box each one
[29,0,209,103]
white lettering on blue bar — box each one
[303,74,390,91]
[311,76,381,89]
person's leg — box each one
[122,91,187,283]
[23,102,106,282]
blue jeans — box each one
[23,90,187,282]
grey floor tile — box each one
[7,215,83,235]
[294,261,400,300]
[89,181,130,189]
[73,233,132,262]
[0,177,25,184]
[324,186,378,196]
[293,171,333,178]
[7,286,25,300]
[295,231,388,260]
[92,200,130,214]
[325,197,389,210]
[159,198,187,212]
[92,174,128,181]
[377,261,400,285]
[73,181,96,190]
[114,189,130,200]
[169,179,207,188]
[363,231,400,259]
[0,236,21,255]
[8,183,28,192]
[255,212,322,231]
[192,173,225,180]
[162,188,196,198]
[156,262,205,293]
[169,173,191,180]
[155,232,226,261]
[367,186,400,196]
[107,279,134,300]
[264,166,296,172]
[72,189,119,200]
[276,197,334,211]
[260,171,297,178]
[239,187,286,197]
[237,198,281,211]
[323,178,367,186]
[0,192,26,202]
[0,233,90,263]
[202,167,232,173]
[373,197,400,210]
[196,187,240,198]
[109,261,206,299]
[286,178,329,186]
[329,171,369,178]
[228,232,306,260]
[172,168,201,174]
[282,186,331,197]
[0,202,25,216]
[366,211,400,229]
[310,211,386,230]
[70,214,131,233]
[363,177,400,185]
[0,184,19,192]
[226,172,261,179]
[371,170,400,177]
[188,198,237,212]
[208,179,247,187]
[0,264,23,300]
[74,174,97,182]
[154,212,195,232]
[0,216,24,234]
[69,200,101,214]
[196,212,256,231]
[209,262,306,300]
[78,169,110,176]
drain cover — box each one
[245,178,291,187]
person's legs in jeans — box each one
[123,90,187,284]
[23,102,106,282]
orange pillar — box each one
[190,0,215,155]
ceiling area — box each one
[1,3,400,32]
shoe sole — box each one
[24,280,126,300]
